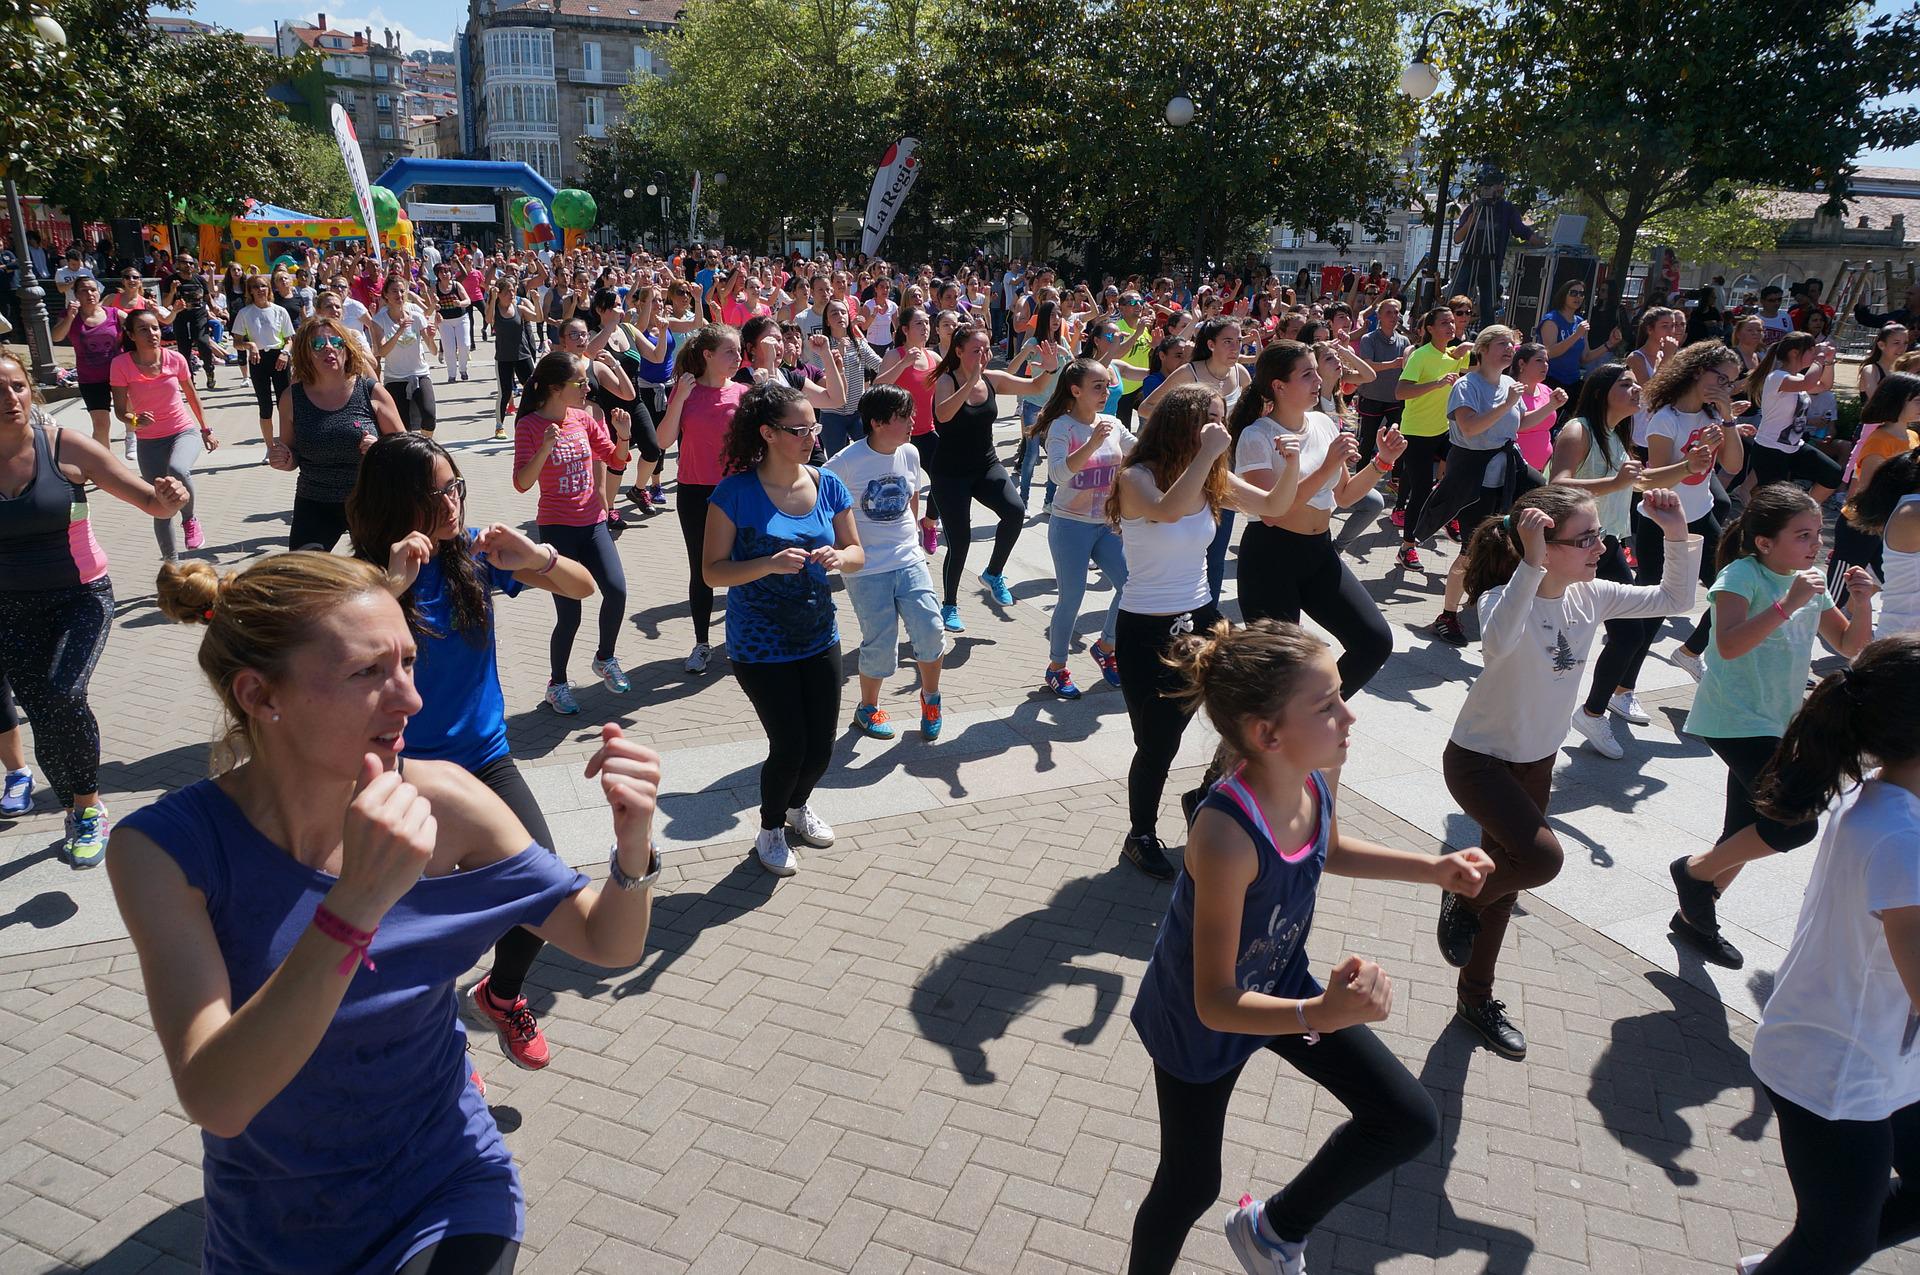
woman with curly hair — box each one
[702,381,865,878]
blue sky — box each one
[163,1,1920,170]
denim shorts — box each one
[842,560,946,678]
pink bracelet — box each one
[312,904,377,977]
[1772,600,1791,624]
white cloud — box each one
[158,4,458,52]
[293,8,455,51]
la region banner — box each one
[861,138,921,258]
[331,104,382,263]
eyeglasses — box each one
[772,422,821,438]
[432,476,467,503]
[311,336,346,349]
[566,378,591,388]
[1546,530,1603,549]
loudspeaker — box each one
[1508,252,1599,341]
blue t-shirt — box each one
[694,268,716,305]
[402,534,523,770]
[1131,769,1333,1084]
[118,781,587,1274]
[712,467,851,663]
[1540,310,1588,384]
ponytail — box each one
[1755,636,1920,824]
[1717,482,1819,570]
[1165,618,1328,763]
[1461,485,1595,604]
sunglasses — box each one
[311,336,346,349]
[432,476,467,503]
[566,378,591,388]
[1451,307,1474,315]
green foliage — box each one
[0,2,128,185]
[258,127,357,220]
[1438,0,1920,313]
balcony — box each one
[584,122,606,138]
[566,66,630,84]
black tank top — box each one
[435,280,464,320]
[930,390,1000,477]
[0,422,102,591]
[494,305,535,364]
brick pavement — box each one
[0,351,1907,1271]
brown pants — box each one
[1441,742,1563,1000]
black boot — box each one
[1669,856,1744,968]
[1456,996,1526,1059]
[1436,891,1480,968]
[1121,832,1176,881]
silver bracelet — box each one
[1295,1000,1321,1045]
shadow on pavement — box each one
[1586,967,1770,1186]
[35,1198,203,1272]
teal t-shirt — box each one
[1685,557,1834,740]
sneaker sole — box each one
[785,824,835,849]
[66,849,106,870]
[1121,850,1176,881]
[1221,1208,1274,1275]
[756,853,799,878]
[543,701,580,715]
[1668,911,1745,969]
[459,985,551,1071]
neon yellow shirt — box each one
[1400,344,1470,438]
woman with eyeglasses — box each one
[513,352,634,715]
[109,308,219,560]
[348,431,596,1072]
[230,275,297,451]
[702,381,864,878]
[268,316,405,551]
[1437,484,1699,1059]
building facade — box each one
[460,0,680,187]
[1267,208,1429,290]
[277,16,412,174]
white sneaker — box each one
[1735,1256,1767,1274]
[1607,691,1650,725]
[684,642,711,675]
[1222,1196,1306,1275]
[1672,646,1705,683]
[1570,709,1624,759]
[785,804,835,848]
[754,826,798,876]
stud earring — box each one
[271,714,281,722]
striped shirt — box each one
[825,335,886,412]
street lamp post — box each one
[1399,8,1465,313]
[9,12,68,387]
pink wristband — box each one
[312,904,377,977]
[1772,600,1791,624]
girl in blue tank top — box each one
[111,552,665,1275]
[1126,620,1493,1275]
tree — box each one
[261,127,358,220]
[1443,0,1920,316]
[0,1,130,188]
[1543,184,1782,279]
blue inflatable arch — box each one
[372,158,558,205]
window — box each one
[378,124,394,139]
[583,94,603,126]
[633,44,652,74]
[581,40,600,71]
[375,94,390,108]
[375,63,389,80]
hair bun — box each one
[154,559,228,626]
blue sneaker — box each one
[63,804,110,870]
[1090,641,1121,688]
[1,768,31,816]
[920,693,943,740]
[853,703,896,740]
[941,605,966,633]
[543,681,581,715]
[981,572,1013,605]
[1044,666,1082,699]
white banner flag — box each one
[330,104,381,262]
[860,138,922,258]
[406,201,496,224]
[688,171,702,242]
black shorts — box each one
[78,381,112,412]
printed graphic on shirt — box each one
[1070,462,1117,492]
[1237,907,1310,996]
[1540,619,1581,675]
[860,474,913,523]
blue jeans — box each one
[1016,401,1055,507]
[1206,510,1237,606]
[841,560,945,679]
[1047,515,1127,666]
[819,408,862,459]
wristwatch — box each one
[607,841,662,891]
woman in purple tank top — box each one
[1126,620,1493,1275]
[109,552,667,1274]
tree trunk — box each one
[1603,188,1650,334]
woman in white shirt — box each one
[1740,635,1920,1274]
[1438,484,1698,1060]
[372,275,440,434]
[230,275,297,449]
[1747,329,1842,502]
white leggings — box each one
[442,318,472,379]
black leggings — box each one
[1752,442,1843,492]
[1116,603,1220,838]
[1829,518,1883,612]
[173,316,217,385]
[387,376,438,434]
[497,358,535,417]
[395,1233,519,1274]
[1353,399,1402,467]
[290,494,350,553]
[677,483,716,645]
[1578,534,1640,715]
[536,521,627,683]
[1754,1086,1920,1274]
[1395,432,1449,540]
[929,464,1023,605]
[248,349,289,421]
[1584,504,1719,709]
[0,579,113,808]
[1237,523,1391,698]
[1704,734,1819,852]
[472,754,556,1003]
[1128,1025,1439,1275]
[733,645,842,830]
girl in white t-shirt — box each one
[1739,635,1920,1275]
[1036,359,1135,699]
[1747,330,1842,502]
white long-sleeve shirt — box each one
[1449,535,1704,762]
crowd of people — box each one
[0,231,1916,1275]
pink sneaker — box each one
[183,518,205,551]
[920,524,938,555]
